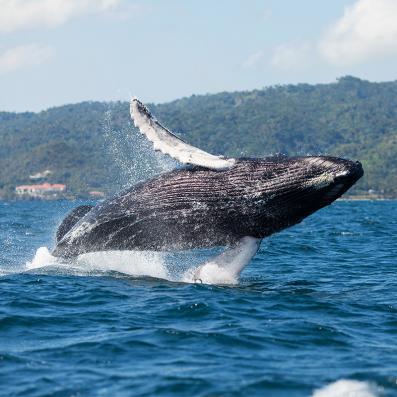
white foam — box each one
[26,245,251,285]
[27,246,168,279]
[311,379,381,397]
[76,250,168,279]
[26,246,58,270]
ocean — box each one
[0,200,396,396]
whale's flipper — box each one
[56,205,94,243]
[192,236,261,284]
[130,98,236,170]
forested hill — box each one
[1,76,397,199]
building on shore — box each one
[15,183,66,199]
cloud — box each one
[319,0,397,65]
[242,51,264,69]
[270,41,312,71]
[0,0,135,33]
[269,0,397,70]
[0,44,53,74]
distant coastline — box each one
[1,77,397,198]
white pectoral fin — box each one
[130,98,236,170]
[192,237,261,284]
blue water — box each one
[0,200,396,396]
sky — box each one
[1,0,397,112]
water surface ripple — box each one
[0,200,396,396]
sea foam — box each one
[26,246,245,285]
[27,247,168,280]
[311,379,381,397]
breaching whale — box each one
[52,99,363,278]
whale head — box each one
[244,155,364,235]
[298,156,363,204]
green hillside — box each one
[1,76,397,199]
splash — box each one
[311,379,382,397]
[26,246,248,285]
[77,250,168,279]
[102,107,176,190]
[26,246,58,270]
[26,247,168,280]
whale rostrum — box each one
[52,99,363,274]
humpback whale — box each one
[52,99,363,278]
